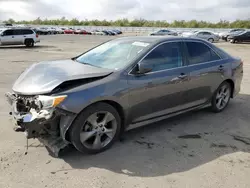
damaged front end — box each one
[5,92,76,157]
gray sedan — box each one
[6,36,243,156]
[150,29,178,36]
[182,31,220,43]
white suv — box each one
[0,28,40,47]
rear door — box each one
[183,41,229,106]
[244,31,250,42]
[23,29,35,42]
[13,29,24,44]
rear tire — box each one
[69,102,121,154]
[25,39,34,47]
[211,82,232,113]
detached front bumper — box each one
[5,92,76,157]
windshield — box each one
[76,39,150,70]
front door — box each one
[1,29,17,45]
[127,41,191,123]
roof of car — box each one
[114,36,208,44]
[0,27,32,30]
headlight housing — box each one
[38,95,67,109]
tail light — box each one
[36,34,39,38]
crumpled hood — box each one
[12,59,113,95]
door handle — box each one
[218,65,224,71]
[24,36,26,37]
[178,73,187,79]
[12,36,14,38]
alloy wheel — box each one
[80,111,117,150]
[215,84,230,110]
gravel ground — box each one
[1,35,250,188]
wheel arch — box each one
[24,38,34,42]
[224,79,235,98]
[63,100,127,142]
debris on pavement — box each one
[135,140,155,149]
[178,134,202,139]
[232,135,250,145]
[210,143,237,150]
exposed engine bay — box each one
[5,58,114,156]
[6,92,74,157]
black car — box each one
[221,29,246,41]
[228,31,250,43]
[102,30,111,35]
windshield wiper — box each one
[72,58,102,68]
[78,61,101,68]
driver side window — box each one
[140,42,183,72]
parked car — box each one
[228,30,250,43]
[150,29,178,36]
[35,27,49,35]
[0,28,40,47]
[6,36,243,156]
[182,31,220,43]
[110,30,119,35]
[107,30,117,35]
[113,29,122,34]
[102,30,112,35]
[219,29,246,41]
[64,28,75,34]
[4,23,13,27]
[91,30,105,35]
[55,27,65,34]
[74,29,92,35]
[47,27,57,35]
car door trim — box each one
[128,39,224,76]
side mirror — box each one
[137,61,153,74]
[0,33,4,36]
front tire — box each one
[208,38,214,43]
[69,103,121,154]
[211,82,231,113]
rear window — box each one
[185,42,221,65]
[22,29,34,35]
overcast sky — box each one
[0,0,250,22]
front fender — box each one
[58,109,77,143]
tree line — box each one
[3,17,250,28]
